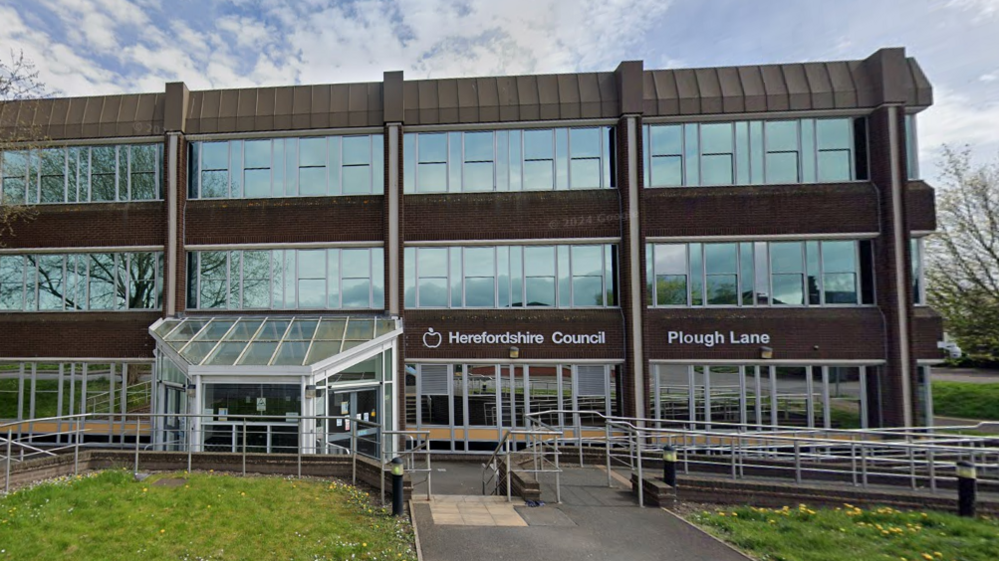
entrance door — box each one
[327,388,380,458]
[162,385,187,451]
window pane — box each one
[243,169,271,198]
[417,162,446,192]
[298,167,327,196]
[201,170,228,198]
[37,255,64,310]
[525,277,555,306]
[297,249,326,279]
[817,119,851,150]
[705,243,737,274]
[651,125,682,156]
[417,248,447,278]
[342,249,370,277]
[418,133,447,163]
[341,278,371,308]
[464,132,493,162]
[572,276,602,306]
[824,273,858,304]
[417,277,447,307]
[524,247,555,276]
[524,129,553,160]
[0,256,24,310]
[656,274,687,306]
[2,178,25,205]
[766,152,799,184]
[771,242,803,273]
[817,150,851,182]
[342,136,370,166]
[766,121,798,152]
[465,277,495,307]
[40,148,64,175]
[243,140,271,169]
[128,253,158,309]
[707,275,738,305]
[202,142,229,170]
[342,166,371,194]
[772,274,804,305]
[298,137,326,167]
[298,279,326,308]
[89,254,117,310]
[570,159,600,189]
[40,175,64,203]
[131,145,157,173]
[198,252,228,309]
[523,160,553,190]
[242,253,270,309]
[655,244,686,275]
[651,156,682,186]
[822,241,856,273]
[92,174,116,201]
[570,128,601,159]
[463,161,493,191]
[700,123,733,154]
[571,245,603,277]
[131,173,156,200]
[701,154,733,186]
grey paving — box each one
[414,464,750,561]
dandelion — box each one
[922,554,934,561]
[933,553,942,558]
[142,488,148,493]
[160,529,166,534]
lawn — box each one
[932,381,999,421]
[0,470,416,561]
[688,503,999,561]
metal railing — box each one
[510,410,999,508]
[382,429,432,503]
[84,380,153,415]
[482,427,564,502]
[1,412,431,501]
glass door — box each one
[163,385,187,451]
[326,388,380,458]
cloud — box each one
[916,86,999,173]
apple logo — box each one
[422,327,442,349]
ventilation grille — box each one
[576,365,606,396]
[420,364,449,395]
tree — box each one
[0,49,46,246]
[927,146,999,363]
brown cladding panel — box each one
[913,307,944,360]
[645,308,885,361]
[2,203,166,249]
[0,313,161,359]
[907,181,936,232]
[403,190,621,242]
[184,197,384,245]
[643,184,880,237]
[404,309,624,361]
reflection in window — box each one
[189,135,383,199]
[911,238,925,305]
[0,252,162,312]
[644,117,865,188]
[0,144,162,205]
[647,240,869,307]
[187,247,383,310]
[404,244,617,309]
[404,127,613,193]
[905,114,919,180]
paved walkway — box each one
[412,462,750,561]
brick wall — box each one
[3,202,166,249]
[0,312,160,358]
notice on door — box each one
[256,397,267,412]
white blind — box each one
[576,365,606,396]
[420,364,449,395]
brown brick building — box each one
[0,47,943,453]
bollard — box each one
[662,445,677,488]
[956,461,976,517]
[391,457,405,517]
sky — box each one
[1,0,998,179]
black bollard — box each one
[956,461,976,518]
[662,445,677,488]
[391,457,405,517]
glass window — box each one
[129,145,158,200]
[770,242,804,305]
[654,244,687,306]
[571,245,604,306]
[524,246,556,306]
[463,247,495,307]
[822,241,858,304]
[911,238,924,305]
[704,243,738,305]
[0,255,25,310]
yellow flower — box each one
[922,554,934,561]
[160,529,165,534]
[362,543,367,547]
[933,553,942,559]
[142,488,148,493]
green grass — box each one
[932,382,999,420]
[689,503,999,561]
[0,470,416,561]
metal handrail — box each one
[482,427,564,502]
[381,429,432,502]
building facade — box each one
[0,47,943,453]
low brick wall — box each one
[1,451,412,500]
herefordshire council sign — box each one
[667,330,771,347]
[421,327,606,348]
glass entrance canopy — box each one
[150,316,399,370]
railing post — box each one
[242,419,247,477]
[296,417,302,480]
[929,449,936,493]
[506,438,512,503]
[850,443,857,486]
[5,429,11,495]
[554,434,561,504]
[351,418,357,486]
[577,415,583,468]
[636,429,644,508]
[861,445,868,488]
[73,421,80,477]
[133,415,141,474]
[794,440,801,484]
[605,423,612,488]
[909,446,916,490]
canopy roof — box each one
[150,316,398,368]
